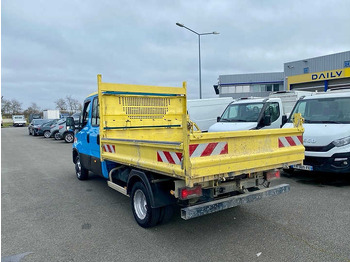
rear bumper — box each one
[181,184,290,220]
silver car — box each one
[50,119,66,140]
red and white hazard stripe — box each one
[189,142,228,157]
[278,136,303,148]
[157,151,183,165]
[103,144,116,153]
[157,142,228,165]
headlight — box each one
[332,136,350,147]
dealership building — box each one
[215,50,350,98]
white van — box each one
[187,97,233,131]
[283,90,350,173]
[12,115,27,127]
[208,97,286,132]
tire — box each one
[64,132,74,143]
[28,129,32,135]
[44,131,51,138]
[33,130,37,136]
[75,156,89,180]
[131,182,160,228]
[54,132,61,140]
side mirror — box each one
[66,117,75,130]
[263,115,272,126]
[217,116,221,122]
[281,115,288,126]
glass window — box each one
[82,101,91,128]
[251,85,260,92]
[273,84,280,91]
[288,97,350,123]
[264,102,280,122]
[91,97,99,126]
[221,102,264,122]
[266,85,272,92]
[242,85,250,92]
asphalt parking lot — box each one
[2,127,350,262]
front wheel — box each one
[131,182,160,228]
[64,132,74,143]
[75,156,89,180]
[54,132,61,140]
[43,131,51,138]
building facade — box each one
[216,51,350,97]
[285,51,350,91]
[216,72,284,98]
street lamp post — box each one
[176,23,219,99]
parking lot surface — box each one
[2,127,350,262]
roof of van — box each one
[231,97,280,104]
[302,91,350,100]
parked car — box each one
[71,112,81,128]
[36,119,59,138]
[28,119,50,135]
[32,119,55,136]
[57,121,75,143]
[50,119,66,140]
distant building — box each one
[216,72,284,98]
[215,50,350,97]
[285,51,350,91]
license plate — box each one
[292,164,313,171]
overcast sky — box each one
[2,0,350,110]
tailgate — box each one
[184,124,304,186]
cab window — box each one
[264,102,280,122]
[91,97,99,126]
[82,101,91,128]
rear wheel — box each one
[44,130,51,138]
[75,156,89,180]
[64,132,74,143]
[131,182,160,228]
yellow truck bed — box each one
[98,75,304,187]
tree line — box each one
[1,96,82,118]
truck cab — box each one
[72,93,101,176]
[208,97,286,132]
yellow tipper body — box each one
[98,75,304,187]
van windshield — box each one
[220,102,264,122]
[288,97,350,124]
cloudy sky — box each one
[2,0,350,110]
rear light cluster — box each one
[179,185,202,200]
[265,170,280,181]
[59,125,64,129]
